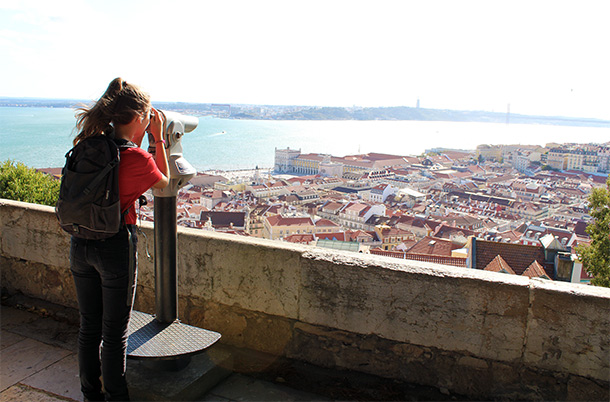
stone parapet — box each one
[1,199,608,400]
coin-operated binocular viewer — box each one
[127,111,220,367]
[150,111,198,324]
[151,111,198,199]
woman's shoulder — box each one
[121,146,152,157]
[120,146,155,164]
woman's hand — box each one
[149,107,165,143]
[149,107,169,188]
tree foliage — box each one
[0,160,60,207]
[577,176,610,287]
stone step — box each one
[127,345,233,401]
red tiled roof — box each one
[522,260,551,279]
[315,219,340,227]
[358,152,407,161]
[378,227,413,237]
[284,234,315,243]
[346,230,374,241]
[397,215,442,231]
[467,165,485,174]
[434,224,475,239]
[287,175,320,184]
[484,255,517,275]
[286,195,301,202]
[396,239,418,250]
[200,211,246,228]
[345,203,368,213]
[573,221,589,236]
[442,150,473,160]
[316,232,346,241]
[267,205,282,214]
[473,239,552,276]
[265,215,313,227]
[358,206,372,217]
[37,168,63,179]
[407,236,460,257]
[297,153,325,161]
[372,184,389,191]
[321,201,344,212]
[188,205,208,216]
[581,267,594,280]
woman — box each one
[70,78,169,401]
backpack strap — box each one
[120,206,131,226]
[83,159,119,195]
[113,137,137,150]
[82,137,120,196]
[112,138,137,222]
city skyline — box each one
[1,0,609,120]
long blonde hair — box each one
[73,78,150,145]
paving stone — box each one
[0,305,39,330]
[23,353,81,402]
[127,347,232,401]
[1,329,26,349]
[198,393,233,402]
[8,315,78,352]
[206,373,331,401]
[0,337,71,392]
[0,383,75,402]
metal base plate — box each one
[127,311,221,359]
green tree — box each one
[577,176,610,287]
[0,160,60,207]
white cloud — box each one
[1,0,608,119]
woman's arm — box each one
[148,108,169,189]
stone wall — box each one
[1,199,608,400]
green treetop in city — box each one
[577,176,610,287]
[0,160,60,207]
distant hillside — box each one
[252,105,610,127]
[1,97,608,128]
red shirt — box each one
[119,147,163,225]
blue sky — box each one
[1,0,609,119]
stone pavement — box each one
[0,303,331,402]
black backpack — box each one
[56,134,135,239]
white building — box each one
[396,188,426,207]
[318,155,344,178]
[366,183,396,203]
[275,147,301,173]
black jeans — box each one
[70,225,137,401]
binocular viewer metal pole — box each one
[151,111,198,323]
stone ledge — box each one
[2,199,609,400]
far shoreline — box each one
[1,99,609,128]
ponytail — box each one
[73,78,151,145]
